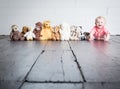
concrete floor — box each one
[0,35,120,89]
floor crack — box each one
[68,41,86,82]
[60,51,65,81]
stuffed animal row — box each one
[10,21,90,41]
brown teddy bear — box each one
[20,26,30,40]
[33,22,42,40]
[52,26,61,41]
[10,25,21,41]
[40,20,53,40]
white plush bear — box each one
[24,27,35,41]
[59,22,71,40]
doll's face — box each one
[95,18,105,29]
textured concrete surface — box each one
[0,35,120,89]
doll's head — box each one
[95,16,106,29]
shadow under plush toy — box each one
[40,20,53,40]
[10,25,21,41]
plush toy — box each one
[70,25,82,40]
[20,26,30,40]
[40,20,53,40]
[33,22,42,40]
[21,26,29,34]
[10,25,21,41]
[81,32,90,40]
[24,27,35,41]
[52,26,61,41]
[59,22,71,40]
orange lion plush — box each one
[40,20,53,40]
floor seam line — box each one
[68,41,86,82]
[18,50,45,89]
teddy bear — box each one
[59,22,71,40]
[20,26,30,40]
[10,25,21,41]
[40,20,53,40]
[24,27,36,41]
[33,22,42,40]
[70,25,82,40]
[52,26,61,41]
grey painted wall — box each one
[0,0,120,35]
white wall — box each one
[0,0,120,35]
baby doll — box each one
[33,22,42,40]
[89,16,110,41]
[40,20,53,40]
[10,25,21,41]
[24,27,35,41]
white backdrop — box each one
[0,0,120,35]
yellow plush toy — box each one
[40,20,53,40]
